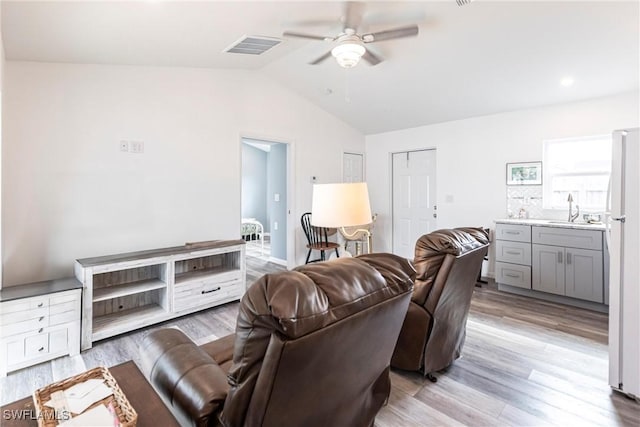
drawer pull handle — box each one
[202,287,222,294]
[505,231,519,235]
[505,273,520,278]
[38,328,43,333]
[505,251,520,255]
[39,316,45,322]
[558,251,563,264]
[567,252,572,265]
[38,347,45,352]
[37,303,44,308]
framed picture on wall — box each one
[506,161,542,185]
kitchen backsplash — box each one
[507,186,543,219]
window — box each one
[543,135,611,211]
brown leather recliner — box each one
[391,227,489,379]
[141,253,415,427]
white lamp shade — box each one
[311,182,373,228]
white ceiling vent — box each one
[224,35,281,55]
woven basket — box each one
[32,366,137,427]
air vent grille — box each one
[224,36,282,55]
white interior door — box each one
[392,149,437,259]
[343,152,364,183]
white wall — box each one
[2,61,364,285]
[366,91,639,272]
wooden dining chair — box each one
[301,212,340,264]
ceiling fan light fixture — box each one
[331,41,366,68]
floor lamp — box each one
[311,182,373,255]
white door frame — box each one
[239,134,296,270]
[390,148,437,257]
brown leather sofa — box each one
[391,227,490,380]
[141,254,415,427]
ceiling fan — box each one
[282,2,419,68]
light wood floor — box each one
[1,256,638,426]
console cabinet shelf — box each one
[75,240,246,350]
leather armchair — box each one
[141,253,415,427]
[391,227,490,379]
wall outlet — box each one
[119,141,129,152]
[274,222,278,231]
[274,193,280,202]
[129,141,144,154]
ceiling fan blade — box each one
[362,48,383,66]
[343,1,365,31]
[309,50,333,65]
[362,25,419,43]
[283,31,333,41]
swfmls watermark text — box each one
[3,409,71,421]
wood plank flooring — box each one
[1,256,638,426]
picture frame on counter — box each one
[506,161,542,185]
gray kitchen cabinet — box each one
[532,226,604,304]
[565,247,604,303]
[532,244,565,296]
[495,221,607,309]
[495,224,532,289]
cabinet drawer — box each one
[495,262,531,289]
[50,300,77,315]
[0,306,48,326]
[49,310,77,327]
[495,241,531,266]
[1,315,48,338]
[50,292,78,306]
[25,333,49,358]
[0,296,48,317]
[532,226,602,250]
[174,278,243,312]
[496,224,531,242]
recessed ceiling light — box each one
[560,77,574,87]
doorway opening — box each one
[391,149,437,259]
[241,138,291,266]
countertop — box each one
[0,277,82,302]
[495,218,606,231]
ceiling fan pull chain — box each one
[344,69,351,103]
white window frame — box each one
[542,134,611,211]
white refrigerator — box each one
[607,127,640,399]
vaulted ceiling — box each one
[2,1,638,134]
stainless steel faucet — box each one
[567,194,579,222]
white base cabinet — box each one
[0,279,82,377]
[75,240,246,350]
